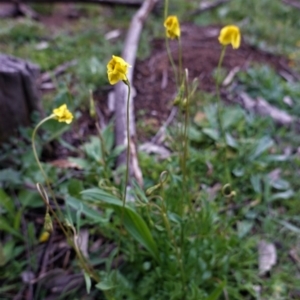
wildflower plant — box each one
[27,5,272,299]
[215,25,241,187]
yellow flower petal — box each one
[164,16,181,39]
[107,55,130,85]
[218,25,241,49]
[53,104,74,124]
[39,231,50,243]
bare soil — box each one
[133,23,290,126]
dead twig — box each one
[282,0,300,10]
[114,0,158,188]
[1,0,144,6]
[40,60,77,84]
[151,106,178,145]
[188,0,230,16]
[227,91,297,127]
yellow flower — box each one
[218,25,241,49]
[164,15,181,39]
[107,55,131,85]
[52,104,73,124]
[39,231,50,243]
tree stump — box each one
[0,54,41,142]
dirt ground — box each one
[133,23,290,125]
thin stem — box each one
[32,117,101,288]
[182,95,189,216]
[122,78,131,207]
[216,46,231,184]
[31,115,55,184]
[178,37,183,84]
[164,0,169,19]
[160,206,186,290]
[115,79,131,292]
[166,38,178,87]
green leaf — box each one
[225,133,238,148]
[202,128,219,141]
[269,189,294,201]
[83,136,102,162]
[222,108,244,129]
[277,220,300,234]
[0,189,14,214]
[251,175,262,194]
[269,178,290,190]
[237,221,253,238]
[249,136,274,161]
[0,217,24,240]
[18,189,45,208]
[68,157,90,170]
[66,196,110,224]
[188,126,204,142]
[81,188,159,261]
[102,123,114,152]
[83,272,92,294]
[68,178,84,197]
[205,282,225,300]
[0,169,21,185]
[95,279,115,291]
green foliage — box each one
[0,19,45,45]
[237,64,300,116]
[193,0,300,54]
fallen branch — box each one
[114,0,158,188]
[0,0,143,6]
[151,106,178,145]
[0,2,39,19]
[188,0,230,16]
[282,0,300,10]
[231,92,296,126]
[40,60,77,83]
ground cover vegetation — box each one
[1,0,300,299]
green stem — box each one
[164,0,169,19]
[216,46,231,184]
[115,79,131,293]
[31,115,55,184]
[161,207,186,290]
[166,38,178,87]
[32,116,101,288]
[178,37,183,84]
[122,78,131,207]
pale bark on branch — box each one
[114,0,158,188]
[0,0,143,5]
